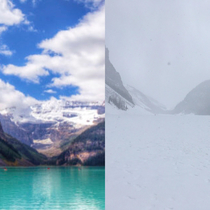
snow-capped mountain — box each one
[105,47,134,110]
[0,98,105,157]
[105,48,166,114]
[172,80,210,115]
[31,99,104,126]
[1,98,104,125]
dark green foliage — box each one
[0,138,21,162]
[59,135,77,151]
[0,121,105,166]
[57,121,105,166]
[73,121,105,144]
[83,151,105,166]
[5,133,47,165]
[0,127,47,165]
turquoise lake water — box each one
[0,167,105,210]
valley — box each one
[0,99,105,166]
[105,48,210,209]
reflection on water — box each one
[0,167,105,210]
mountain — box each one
[0,123,47,166]
[105,48,134,110]
[0,99,105,157]
[126,85,167,114]
[105,48,166,113]
[172,80,210,115]
[56,121,105,166]
[0,114,33,145]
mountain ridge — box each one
[172,80,210,115]
[105,47,134,109]
[0,99,105,157]
[0,123,47,166]
[56,121,105,166]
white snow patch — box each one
[106,112,210,210]
[0,99,105,127]
[33,138,53,145]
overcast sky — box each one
[106,0,210,109]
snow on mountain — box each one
[0,98,105,156]
[172,80,210,115]
[106,84,134,110]
[105,48,166,113]
[105,47,134,110]
[31,99,104,127]
[0,98,105,126]
[106,82,167,115]
[126,85,167,114]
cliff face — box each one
[56,121,105,166]
[0,123,47,166]
[0,100,105,157]
[0,114,32,145]
[105,48,134,106]
[0,119,6,141]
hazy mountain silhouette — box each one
[172,80,210,115]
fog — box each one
[106,0,210,109]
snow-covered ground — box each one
[106,105,210,210]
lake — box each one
[0,166,105,210]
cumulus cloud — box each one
[3,55,49,82]
[0,0,29,56]
[0,79,37,119]
[2,5,105,101]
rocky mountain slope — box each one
[172,80,210,115]
[56,121,105,166]
[0,99,105,157]
[105,48,134,110]
[105,48,166,113]
[0,123,47,166]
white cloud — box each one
[44,89,57,94]
[20,0,27,3]
[0,26,7,34]
[0,79,37,119]
[0,44,13,56]
[0,0,25,25]
[3,56,49,82]
[2,5,105,101]
[0,0,29,57]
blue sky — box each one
[0,0,104,110]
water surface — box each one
[0,167,105,210]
